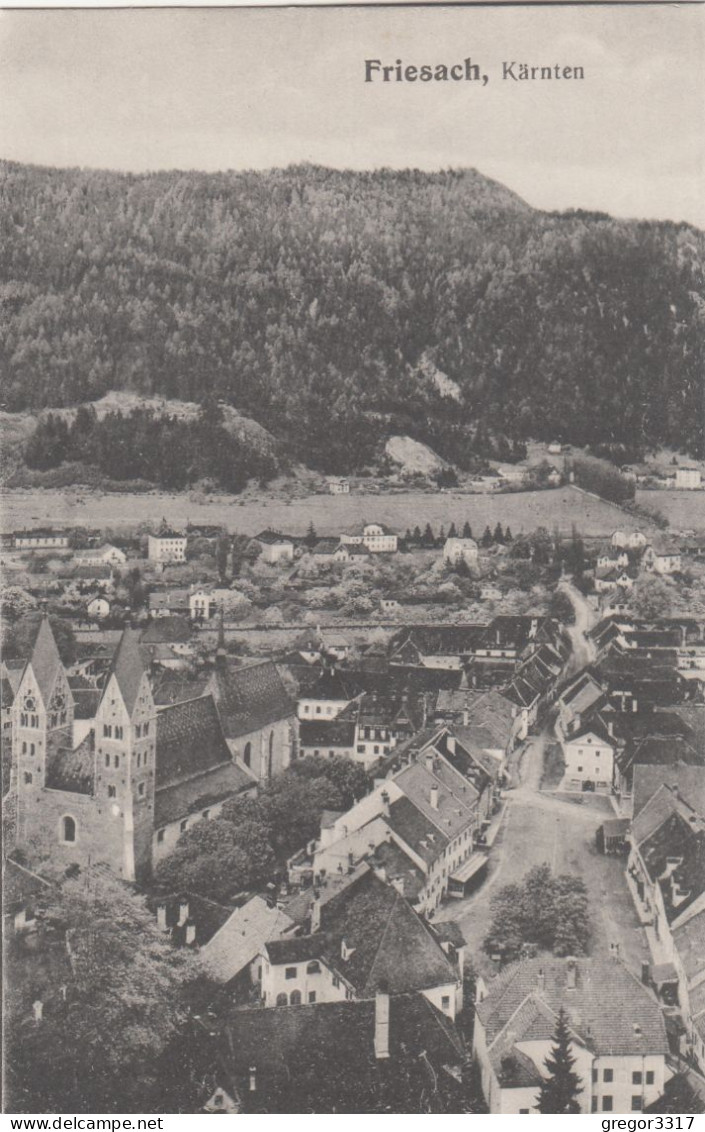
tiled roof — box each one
[46,731,95,794]
[394,759,477,839]
[369,839,426,901]
[254,529,292,545]
[152,673,211,706]
[299,719,356,748]
[154,759,252,826]
[208,660,295,739]
[266,935,328,965]
[637,803,705,922]
[201,896,295,983]
[156,694,233,788]
[477,957,669,1058]
[303,669,361,702]
[671,903,705,985]
[214,992,464,1101]
[633,764,705,820]
[317,870,457,996]
[387,795,449,866]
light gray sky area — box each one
[0,5,703,227]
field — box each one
[1,484,646,538]
[635,489,705,532]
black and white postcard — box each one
[1,2,704,1117]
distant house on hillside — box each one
[443,537,479,568]
[340,523,397,554]
[252,530,294,564]
[611,530,647,550]
[674,467,702,490]
[148,528,187,564]
[328,477,350,495]
[14,529,70,551]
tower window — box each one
[108,785,116,798]
[114,755,119,768]
[105,753,110,768]
[138,782,145,797]
[103,724,112,738]
[24,772,33,785]
[61,816,77,843]
[143,722,150,736]
[22,742,27,755]
[115,726,123,740]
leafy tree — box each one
[5,869,197,1113]
[483,866,590,964]
[4,612,76,664]
[290,755,370,810]
[154,809,275,902]
[629,575,673,620]
[536,1008,583,1114]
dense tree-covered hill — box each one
[1,160,703,475]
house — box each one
[547,442,563,455]
[74,544,127,567]
[147,528,187,564]
[340,523,398,554]
[594,566,637,593]
[597,551,630,570]
[199,895,296,989]
[556,709,616,793]
[611,530,648,550]
[11,619,252,883]
[259,868,463,1018]
[328,477,350,494]
[675,467,702,490]
[86,596,110,621]
[298,718,357,760]
[13,529,71,550]
[252,530,294,564]
[443,537,479,568]
[434,687,522,756]
[337,689,425,767]
[297,669,361,721]
[474,956,669,1114]
[200,986,466,1113]
[642,544,682,576]
[189,588,217,621]
[148,589,190,618]
[380,598,402,613]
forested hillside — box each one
[1,160,703,476]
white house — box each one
[557,717,616,792]
[443,537,479,568]
[611,530,647,550]
[340,523,397,554]
[328,477,350,495]
[474,957,669,1114]
[14,529,70,550]
[148,530,187,564]
[189,588,216,621]
[74,544,127,567]
[253,530,295,564]
[675,467,702,490]
[642,545,682,576]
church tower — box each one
[14,617,74,849]
[93,629,157,881]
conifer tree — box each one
[447,522,457,539]
[462,521,473,540]
[481,526,494,548]
[536,1008,583,1114]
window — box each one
[61,815,76,843]
[135,724,142,738]
[632,1072,642,1085]
[591,1099,598,1113]
[115,726,123,740]
[646,1071,654,1086]
[105,753,110,767]
[603,1069,613,1083]
[103,724,112,738]
[592,1069,598,1083]
[631,1098,643,1112]
[22,741,27,755]
[308,991,316,1003]
[243,742,252,768]
[138,782,145,797]
[157,829,165,843]
[306,961,321,975]
[602,1098,613,1112]
[24,772,33,785]
[332,975,340,988]
[519,1110,529,1115]
[108,785,117,798]
[285,967,297,980]
[203,809,210,819]
[114,755,119,768]
[276,993,287,1006]
[180,820,188,833]
[143,722,149,736]
[30,743,35,756]
[441,996,450,1011]
[290,990,302,1005]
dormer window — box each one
[341,940,355,961]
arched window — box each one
[243,742,252,768]
[267,731,274,779]
[289,990,302,1006]
[306,961,321,975]
[276,993,288,1007]
[61,816,77,843]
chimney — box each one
[446,734,456,755]
[380,789,390,815]
[536,968,545,994]
[374,986,390,1060]
[641,962,651,985]
[32,1000,43,1023]
[185,922,197,946]
[566,958,577,990]
[157,903,168,932]
[249,1066,257,1093]
[178,900,189,927]
[425,751,435,773]
[311,895,322,934]
[430,784,439,810]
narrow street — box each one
[558,578,598,676]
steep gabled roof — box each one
[208,660,295,739]
[156,694,232,788]
[25,616,63,705]
[201,896,295,984]
[103,627,145,715]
